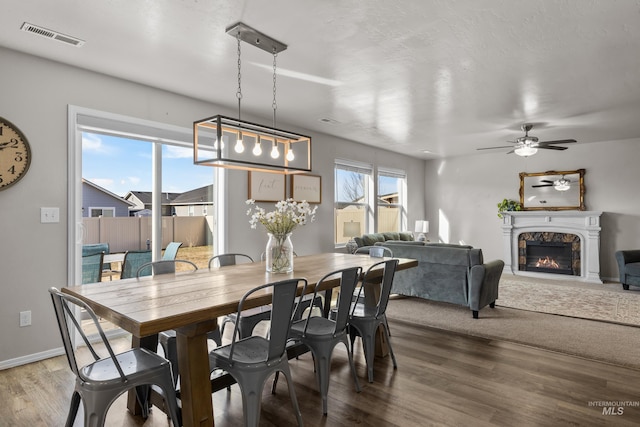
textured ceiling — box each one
[2,0,640,159]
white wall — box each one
[424,139,640,279]
[0,46,425,366]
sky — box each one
[82,132,214,196]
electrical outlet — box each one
[19,310,31,327]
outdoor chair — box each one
[209,254,271,339]
[209,278,307,427]
[273,267,363,415]
[81,252,104,284]
[349,258,399,383]
[82,243,118,280]
[48,287,180,427]
[162,242,183,260]
[120,250,152,279]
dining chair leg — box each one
[65,391,81,427]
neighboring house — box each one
[82,179,134,217]
[124,190,180,216]
[123,185,213,216]
[170,185,213,216]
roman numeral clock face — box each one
[0,118,31,190]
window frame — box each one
[334,159,373,247]
[376,167,407,233]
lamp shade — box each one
[414,220,429,233]
[343,221,361,238]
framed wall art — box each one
[290,174,321,204]
[248,171,286,202]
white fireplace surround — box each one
[501,211,603,283]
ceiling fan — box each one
[478,123,577,156]
[531,175,572,191]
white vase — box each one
[265,232,294,273]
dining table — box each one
[62,252,418,427]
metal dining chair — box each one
[273,267,363,414]
[48,287,181,427]
[349,258,399,383]
[209,278,307,427]
[209,254,272,339]
[135,259,197,277]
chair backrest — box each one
[82,252,104,284]
[136,259,198,277]
[49,287,127,380]
[208,253,254,269]
[162,242,183,260]
[82,243,110,257]
[121,250,152,279]
[298,267,362,337]
[228,278,307,363]
[352,259,399,319]
[354,246,393,257]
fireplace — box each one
[518,233,580,276]
[501,211,602,283]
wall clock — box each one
[0,117,31,190]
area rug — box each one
[386,277,640,369]
[497,274,640,326]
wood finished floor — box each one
[2,319,639,427]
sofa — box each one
[615,250,640,290]
[374,241,504,318]
[354,232,416,248]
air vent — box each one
[20,22,85,47]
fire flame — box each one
[536,256,560,269]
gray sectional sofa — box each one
[374,241,504,318]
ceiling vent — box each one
[20,22,85,47]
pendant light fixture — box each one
[193,22,312,174]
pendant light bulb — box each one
[234,134,245,153]
[252,139,262,156]
[270,142,280,159]
[286,147,295,161]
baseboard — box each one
[0,347,65,370]
[0,328,129,371]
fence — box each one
[82,216,212,252]
[335,207,400,243]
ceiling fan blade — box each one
[540,180,554,183]
[538,145,568,151]
[532,184,553,187]
[476,145,515,150]
[540,139,577,145]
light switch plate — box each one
[41,207,60,223]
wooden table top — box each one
[62,253,418,338]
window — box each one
[377,168,406,233]
[334,160,373,245]
[89,207,115,217]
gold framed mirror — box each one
[519,169,585,211]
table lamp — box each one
[343,221,361,254]
[414,220,429,242]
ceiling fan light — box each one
[514,146,538,157]
[554,180,571,191]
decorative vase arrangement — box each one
[246,198,317,273]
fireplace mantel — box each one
[501,211,603,283]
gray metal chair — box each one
[48,287,180,427]
[120,250,152,279]
[354,245,393,257]
[209,278,307,427]
[274,267,362,414]
[135,259,197,277]
[209,254,271,339]
[81,252,104,284]
[349,258,399,383]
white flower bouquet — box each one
[246,198,317,234]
